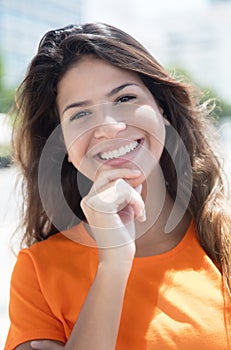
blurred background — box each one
[0,0,231,347]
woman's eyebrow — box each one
[106,83,138,97]
[62,100,90,115]
[62,83,138,115]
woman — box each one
[5,23,231,350]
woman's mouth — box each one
[97,138,144,165]
[99,140,140,160]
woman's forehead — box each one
[56,57,144,106]
[60,56,141,84]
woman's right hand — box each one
[80,167,146,265]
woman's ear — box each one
[158,106,170,126]
[163,117,170,126]
[67,154,72,163]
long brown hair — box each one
[13,23,231,286]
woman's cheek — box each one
[135,106,165,141]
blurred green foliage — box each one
[169,66,231,118]
[0,143,12,156]
[0,53,15,114]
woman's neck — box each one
[134,169,192,257]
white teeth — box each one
[125,145,130,153]
[100,141,139,160]
[120,146,127,155]
[113,150,119,158]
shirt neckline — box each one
[133,219,196,263]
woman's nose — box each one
[94,119,127,139]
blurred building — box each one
[148,1,231,104]
[84,0,231,104]
[0,0,82,88]
[1,0,231,104]
[140,1,231,104]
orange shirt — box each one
[5,221,231,349]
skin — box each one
[59,56,166,186]
[16,56,191,350]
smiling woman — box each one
[58,56,165,183]
[4,23,231,350]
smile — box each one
[99,140,140,160]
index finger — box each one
[90,167,142,193]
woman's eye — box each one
[70,110,91,121]
[116,95,136,104]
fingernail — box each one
[132,169,141,175]
[137,209,146,222]
[31,341,43,349]
[135,184,142,194]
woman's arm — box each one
[65,259,133,350]
[64,168,144,350]
[17,261,129,350]
[16,340,65,350]
[17,168,145,350]
[21,259,132,350]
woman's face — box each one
[57,56,166,186]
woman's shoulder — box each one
[18,222,97,264]
[11,223,98,289]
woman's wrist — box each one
[97,258,133,282]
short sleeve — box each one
[4,250,66,350]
